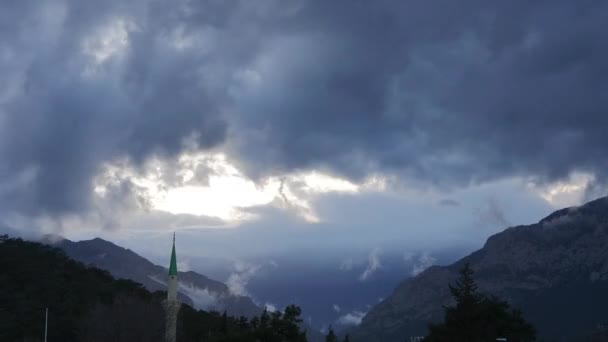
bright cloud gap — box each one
[93,152,384,225]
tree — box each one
[342,334,351,342]
[425,263,536,342]
[280,305,307,341]
[325,326,338,342]
[449,262,481,307]
[1,237,310,342]
[221,310,228,334]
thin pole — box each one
[44,307,48,342]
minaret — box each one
[165,233,180,342]
[168,233,178,301]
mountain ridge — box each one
[352,196,608,341]
[52,236,262,318]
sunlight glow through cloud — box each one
[300,172,358,193]
[152,177,279,220]
[528,172,594,208]
[94,153,374,224]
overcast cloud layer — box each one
[1,0,607,220]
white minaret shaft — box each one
[165,233,180,342]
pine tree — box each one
[220,310,228,334]
[1,235,316,342]
[425,263,536,342]
[325,326,339,342]
[448,263,481,307]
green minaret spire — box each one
[166,232,180,342]
[169,232,178,276]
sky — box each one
[1,0,607,318]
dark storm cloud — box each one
[0,0,607,217]
[231,0,608,185]
[0,0,229,215]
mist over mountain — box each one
[1,236,317,342]
[49,234,464,332]
[352,196,608,341]
[53,237,261,318]
[241,250,465,332]
[160,243,469,333]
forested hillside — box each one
[55,237,261,317]
[0,235,308,342]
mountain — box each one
[53,237,261,318]
[352,196,608,341]
[0,236,311,342]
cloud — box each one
[333,304,341,313]
[228,0,608,188]
[264,303,278,312]
[531,172,595,209]
[474,198,511,229]
[1,0,607,226]
[178,283,220,311]
[359,248,382,282]
[0,0,228,219]
[339,258,354,271]
[439,199,460,207]
[336,310,367,326]
[148,274,220,310]
[406,252,438,276]
[225,261,261,297]
[177,258,191,272]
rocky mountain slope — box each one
[352,196,608,341]
[54,237,261,318]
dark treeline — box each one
[424,263,536,342]
[0,235,308,342]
